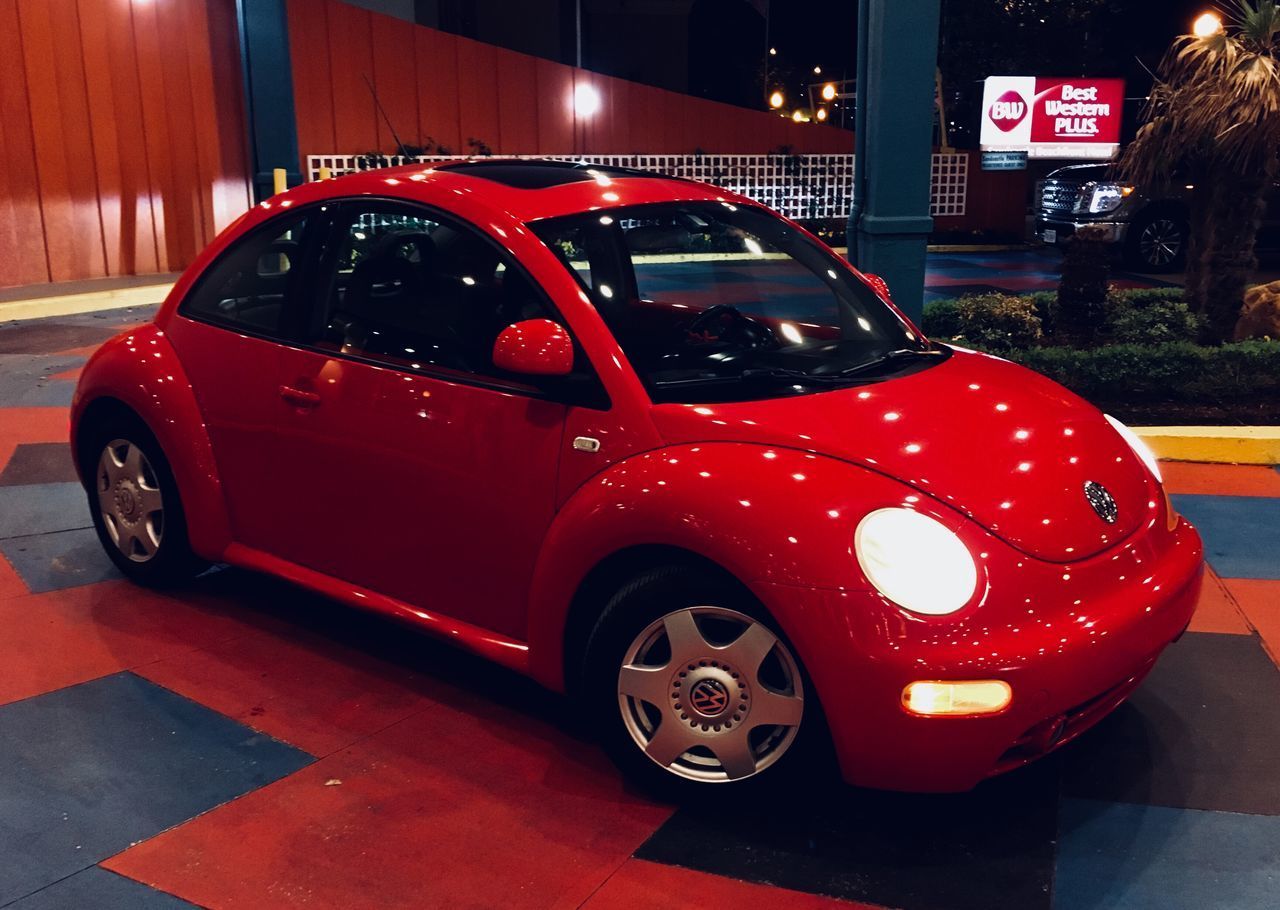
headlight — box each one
[855,508,978,616]
[1104,414,1162,483]
[1075,183,1134,214]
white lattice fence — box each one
[306,152,969,220]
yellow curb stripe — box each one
[0,284,173,322]
[1135,426,1280,466]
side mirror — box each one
[863,273,891,301]
[492,319,574,377]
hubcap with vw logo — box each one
[617,605,804,783]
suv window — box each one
[181,214,308,335]
[310,204,561,381]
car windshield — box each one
[529,201,937,403]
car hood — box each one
[648,349,1155,563]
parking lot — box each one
[1,305,1278,909]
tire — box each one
[81,414,207,586]
[1124,211,1188,273]
[582,565,826,798]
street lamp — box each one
[769,90,785,109]
[821,83,836,101]
[574,83,601,116]
[816,107,828,122]
[1192,11,1223,37]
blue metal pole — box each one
[236,0,302,202]
[846,0,942,324]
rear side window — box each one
[181,214,309,335]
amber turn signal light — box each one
[903,680,1012,716]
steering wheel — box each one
[683,304,779,350]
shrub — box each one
[1001,340,1280,401]
[1105,289,1205,344]
[922,293,1042,351]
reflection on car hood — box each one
[649,348,1157,563]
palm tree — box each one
[1120,1,1280,342]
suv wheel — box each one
[83,417,207,586]
[1125,213,1188,273]
[583,566,819,795]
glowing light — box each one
[815,107,828,122]
[769,90,785,109]
[778,322,804,344]
[903,681,1012,716]
[856,509,978,616]
[1192,11,1223,37]
[821,83,836,101]
[573,82,602,116]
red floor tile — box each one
[1188,567,1250,635]
[0,580,259,706]
[106,700,673,910]
[584,859,876,909]
[1221,578,1280,668]
[0,551,26,600]
[136,626,446,757]
[1162,462,1280,498]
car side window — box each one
[181,214,308,335]
[309,205,563,381]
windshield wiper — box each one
[837,347,944,378]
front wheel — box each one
[83,418,207,586]
[583,566,817,795]
[1124,213,1188,273]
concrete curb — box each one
[0,282,173,322]
[1135,426,1280,466]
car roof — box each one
[280,158,750,223]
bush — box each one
[922,293,1042,352]
[1105,289,1205,345]
[1001,340,1280,401]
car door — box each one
[165,208,322,554]
[256,200,584,639]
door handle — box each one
[279,383,322,408]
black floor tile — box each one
[1061,631,1280,816]
[0,443,79,486]
[635,760,1059,910]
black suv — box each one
[1035,163,1280,272]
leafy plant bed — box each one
[924,289,1280,426]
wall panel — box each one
[0,0,52,286]
[288,0,855,162]
[0,0,250,289]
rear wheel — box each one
[83,417,206,586]
[1124,212,1188,273]
[583,566,818,796]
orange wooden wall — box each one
[286,0,855,161]
[0,0,251,289]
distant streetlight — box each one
[769,47,777,55]
[792,109,808,122]
[1192,11,1223,37]
[813,65,822,75]
[816,107,828,122]
[769,90,785,109]
[821,83,836,101]
[574,83,601,116]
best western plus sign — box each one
[980,76,1125,159]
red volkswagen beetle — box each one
[71,160,1203,793]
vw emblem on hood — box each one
[1084,480,1119,524]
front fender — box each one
[525,442,928,690]
[71,324,230,559]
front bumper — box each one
[760,515,1203,792]
[1035,217,1128,246]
